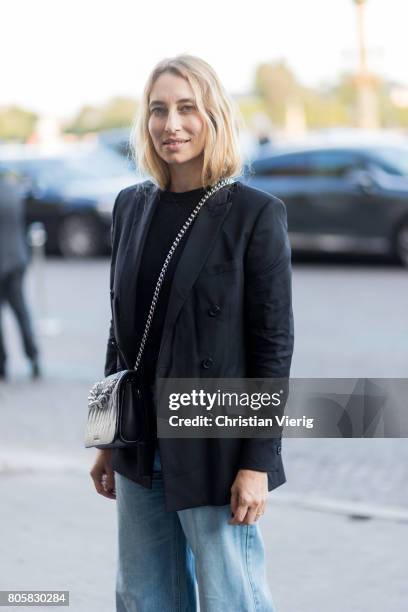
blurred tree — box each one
[255,60,303,126]
[378,82,408,128]
[255,60,306,135]
[336,72,408,128]
[0,106,38,141]
[64,97,137,135]
[302,87,350,128]
[236,95,269,124]
[253,59,408,130]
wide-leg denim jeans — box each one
[115,448,276,612]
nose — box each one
[164,107,181,133]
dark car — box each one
[243,143,408,266]
[0,143,141,257]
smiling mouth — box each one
[163,139,191,145]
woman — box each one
[90,54,294,612]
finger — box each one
[244,505,260,525]
[90,469,116,500]
[230,491,239,517]
[98,477,116,499]
[103,490,116,499]
[229,501,249,525]
[253,500,265,518]
[91,474,109,497]
[102,475,115,496]
[101,473,116,498]
[90,466,103,491]
[103,470,116,493]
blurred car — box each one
[243,142,408,266]
[97,127,132,160]
[0,143,142,257]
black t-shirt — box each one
[134,185,206,392]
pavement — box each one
[2,466,408,612]
[0,258,407,612]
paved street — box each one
[1,257,407,611]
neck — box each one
[167,157,204,193]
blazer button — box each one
[208,304,221,317]
[277,445,282,455]
[201,358,213,369]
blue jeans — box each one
[114,448,276,612]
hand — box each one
[90,449,116,500]
[229,469,268,525]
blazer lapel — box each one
[116,180,235,371]
[156,184,234,372]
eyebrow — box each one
[149,98,195,108]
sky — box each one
[1,0,407,120]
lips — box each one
[163,139,190,144]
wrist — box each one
[238,467,267,474]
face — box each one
[148,72,207,167]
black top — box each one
[134,186,206,394]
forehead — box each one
[149,72,195,104]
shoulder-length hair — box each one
[131,54,244,190]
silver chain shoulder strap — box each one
[133,176,234,371]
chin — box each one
[165,154,193,164]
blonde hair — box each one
[131,54,244,189]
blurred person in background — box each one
[90,54,293,612]
[0,170,40,379]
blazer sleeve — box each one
[104,190,123,377]
[238,196,294,472]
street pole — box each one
[353,0,380,129]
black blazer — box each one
[105,179,294,511]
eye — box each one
[150,105,195,115]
